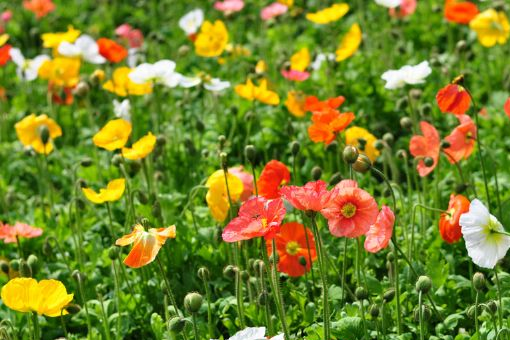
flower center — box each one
[286,241,300,256]
[341,202,357,218]
[261,218,268,229]
[445,207,456,222]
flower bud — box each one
[73,81,90,98]
[486,300,498,315]
[400,117,413,130]
[178,45,190,57]
[218,135,226,150]
[466,304,483,319]
[369,304,380,318]
[342,145,359,164]
[152,201,162,219]
[396,97,408,111]
[415,275,432,294]
[156,135,167,147]
[108,246,120,260]
[382,133,394,145]
[473,272,485,291]
[9,259,19,271]
[258,291,268,305]
[137,191,149,204]
[111,154,123,167]
[223,265,236,279]
[440,140,451,149]
[311,166,322,181]
[420,103,433,117]
[409,89,422,100]
[26,254,39,274]
[329,172,342,186]
[0,261,9,274]
[244,145,256,163]
[290,141,300,156]
[396,150,407,159]
[197,267,210,281]
[184,292,203,313]
[355,286,368,300]
[220,152,228,171]
[195,119,205,133]
[90,69,105,83]
[80,157,93,167]
[374,140,384,151]
[168,316,186,333]
[72,270,85,282]
[19,259,32,278]
[241,270,249,281]
[423,157,434,167]
[456,40,467,53]
[326,140,338,153]
[38,125,50,145]
[383,288,395,302]
[352,154,372,174]
[42,238,53,257]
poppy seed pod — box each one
[415,275,432,294]
[291,141,300,156]
[473,272,485,291]
[342,145,359,164]
[329,172,342,186]
[352,154,372,173]
[383,288,395,302]
[197,267,210,281]
[311,166,322,181]
[168,316,186,333]
[423,157,434,167]
[108,246,120,260]
[244,145,256,163]
[355,286,368,300]
[400,117,413,130]
[184,292,203,313]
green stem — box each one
[235,268,246,328]
[106,202,116,239]
[202,279,214,339]
[112,261,122,340]
[191,313,199,340]
[98,294,112,340]
[494,270,504,331]
[156,257,181,317]
[31,313,40,340]
[271,238,290,339]
[419,291,425,340]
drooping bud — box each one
[223,265,236,279]
[369,304,380,318]
[400,117,413,130]
[383,133,394,145]
[108,246,120,260]
[168,316,186,333]
[73,81,90,97]
[258,291,268,305]
[415,276,432,294]
[374,140,384,151]
[414,304,432,321]
[8,259,19,271]
[423,157,434,167]
[26,254,39,275]
[290,141,300,156]
[440,140,451,149]
[19,259,32,278]
[352,154,372,174]
[80,157,93,167]
[197,267,210,281]
[38,125,50,145]
[218,135,226,150]
[184,292,203,313]
[409,89,422,100]
[383,288,395,302]
[311,166,322,181]
[342,145,359,164]
[355,286,368,300]
[219,152,228,171]
[329,172,342,186]
[244,145,256,164]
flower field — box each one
[1,0,510,339]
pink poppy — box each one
[222,196,286,242]
[261,2,288,20]
[281,69,310,82]
[364,206,395,253]
[443,114,476,164]
[280,180,333,212]
[389,0,417,18]
[115,24,144,48]
[0,222,43,243]
[409,121,440,177]
[321,180,379,238]
[229,166,254,202]
[214,0,244,14]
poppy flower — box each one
[15,114,62,155]
[82,178,126,204]
[9,48,49,81]
[113,99,131,121]
[260,2,288,21]
[285,90,307,117]
[375,0,401,8]
[206,170,244,222]
[179,9,204,38]
[23,0,55,19]
[321,180,379,238]
[345,126,380,162]
[235,79,280,105]
[469,9,510,47]
[0,222,43,243]
[439,194,470,243]
[381,61,432,89]
[194,20,229,57]
[215,0,245,14]
[281,69,310,82]
[336,23,362,62]
[436,83,471,115]
[225,327,283,340]
[389,0,417,18]
[460,199,510,269]
[222,196,286,242]
[58,34,106,64]
[97,38,128,63]
[308,110,355,145]
[41,26,80,49]
[289,48,310,72]
[305,95,345,113]
[122,132,156,160]
[229,166,254,202]
[266,222,317,277]
[280,180,333,212]
[409,121,440,177]
[93,119,132,151]
[306,3,349,24]
[443,114,476,163]
[116,224,176,268]
[0,44,10,66]
[129,60,183,88]
[115,24,143,48]
[38,57,81,88]
[504,97,510,119]
[103,67,152,96]
[1,278,73,317]
[257,160,291,199]
[364,206,395,253]
[444,0,479,24]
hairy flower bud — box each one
[473,272,485,291]
[184,292,203,313]
[342,145,359,164]
[415,275,432,294]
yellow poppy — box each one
[93,119,132,151]
[1,277,73,317]
[194,20,229,57]
[15,114,62,155]
[38,57,81,88]
[122,132,156,160]
[206,170,243,222]
[82,178,126,204]
[235,79,280,105]
[306,3,349,24]
[469,9,510,47]
[290,48,310,72]
[336,23,362,62]
[255,60,268,74]
[41,26,80,49]
[285,90,307,117]
[278,0,293,6]
[345,126,380,162]
[103,67,152,97]
[0,34,9,47]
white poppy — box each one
[113,99,131,122]
[58,35,106,64]
[381,61,431,90]
[127,47,140,68]
[179,76,202,88]
[179,9,204,36]
[211,327,283,340]
[128,60,183,88]
[311,53,335,71]
[374,0,402,8]
[460,199,510,269]
[204,78,230,92]
[9,48,49,81]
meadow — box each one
[0,0,510,339]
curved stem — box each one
[271,238,290,339]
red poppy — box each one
[266,222,317,277]
[0,44,11,66]
[257,160,291,199]
[305,95,345,113]
[280,180,333,213]
[222,196,286,242]
[409,121,440,177]
[0,222,43,243]
[364,206,395,253]
[443,114,476,164]
[439,194,470,243]
[49,83,74,105]
[504,97,510,120]
[444,0,479,25]
[321,180,379,238]
[436,83,471,115]
[97,38,128,63]
[308,111,355,145]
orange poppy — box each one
[0,44,11,66]
[444,0,479,25]
[23,0,55,19]
[436,83,471,115]
[439,194,470,243]
[443,114,476,164]
[280,180,333,213]
[256,160,291,199]
[409,121,440,177]
[504,97,510,119]
[308,110,355,144]
[48,83,74,105]
[304,95,345,113]
[97,38,128,63]
[266,222,317,277]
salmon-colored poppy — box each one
[308,110,355,145]
[321,180,379,238]
[23,0,55,19]
[0,44,11,66]
[364,206,395,253]
[504,97,510,119]
[257,160,291,199]
[280,180,333,213]
[229,166,254,202]
[97,38,128,63]
[436,83,471,115]
[222,196,286,242]
[389,0,417,18]
[444,0,479,24]
[281,69,310,82]
[304,95,345,113]
[439,194,470,243]
[0,222,43,244]
[443,114,476,163]
[116,224,176,268]
[409,121,440,177]
[266,222,317,277]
